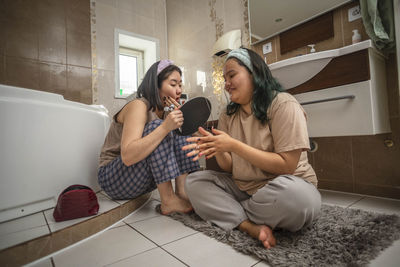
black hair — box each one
[136,61,182,111]
[226,48,284,124]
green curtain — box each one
[360,0,396,53]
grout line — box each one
[250,259,264,267]
[42,211,52,234]
[158,232,199,247]
[50,257,55,267]
[347,196,366,208]
[159,246,190,267]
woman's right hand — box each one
[162,109,184,132]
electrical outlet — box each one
[262,42,272,54]
[348,5,361,22]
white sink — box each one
[268,40,375,89]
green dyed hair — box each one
[226,48,284,125]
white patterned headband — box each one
[157,59,174,75]
[225,48,253,73]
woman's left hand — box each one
[182,127,235,160]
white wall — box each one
[166,0,250,120]
[92,0,168,116]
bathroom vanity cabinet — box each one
[270,40,391,137]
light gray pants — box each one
[185,170,321,232]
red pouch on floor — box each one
[53,184,99,222]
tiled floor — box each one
[26,189,400,267]
[0,191,123,251]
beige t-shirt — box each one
[98,98,160,167]
[218,92,317,194]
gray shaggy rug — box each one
[156,204,400,266]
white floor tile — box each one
[319,189,363,207]
[27,257,53,267]
[110,221,126,228]
[151,189,161,201]
[129,215,197,246]
[349,196,400,215]
[0,225,49,250]
[123,199,161,224]
[253,260,271,267]
[53,225,156,267]
[369,239,400,267]
[108,247,186,267]
[0,212,47,236]
[44,193,120,232]
[163,232,259,267]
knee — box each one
[274,176,321,231]
[143,119,163,135]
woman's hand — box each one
[182,127,235,161]
[162,109,183,132]
[198,128,235,159]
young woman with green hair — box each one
[183,48,321,249]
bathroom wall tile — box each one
[53,225,156,267]
[117,0,155,19]
[65,0,90,35]
[38,25,67,64]
[129,215,197,246]
[5,20,39,60]
[108,247,186,267]
[312,136,354,187]
[354,183,400,200]
[66,65,91,99]
[95,1,117,38]
[39,62,67,94]
[5,56,40,89]
[120,193,152,218]
[0,19,5,56]
[96,33,114,71]
[163,232,259,267]
[314,8,343,53]
[318,180,354,193]
[341,2,368,46]
[96,0,117,7]
[352,135,400,189]
[0,55,4,83]
[386,55,400,118]
[66,30,91,68]
[37,0,66,28]
[24,234,53,264]
[3,0,38,24]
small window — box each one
[115,29,160,99]
[118,48,144,97]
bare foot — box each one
[160,195,193,215]
[258,225,276,249]
[239,220,276,249]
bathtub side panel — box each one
[0,85,110,222]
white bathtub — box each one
[0,84,111,223]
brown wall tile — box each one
[67,30,92,68]
[67,65,92,103]
[5,20,39,60]
[352,134,400,187]
[65,0,91,35]
[386,54,399,118]
[341,1,368,46]
[318,180,354,192]
[39,62,67,93]
[39,25,67,64]
[312,137,354,188]
[5,56,40,89]
[37,0,66,28]
[354,183,400,200]
[315,8,343,52]
[0,55,4,83]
